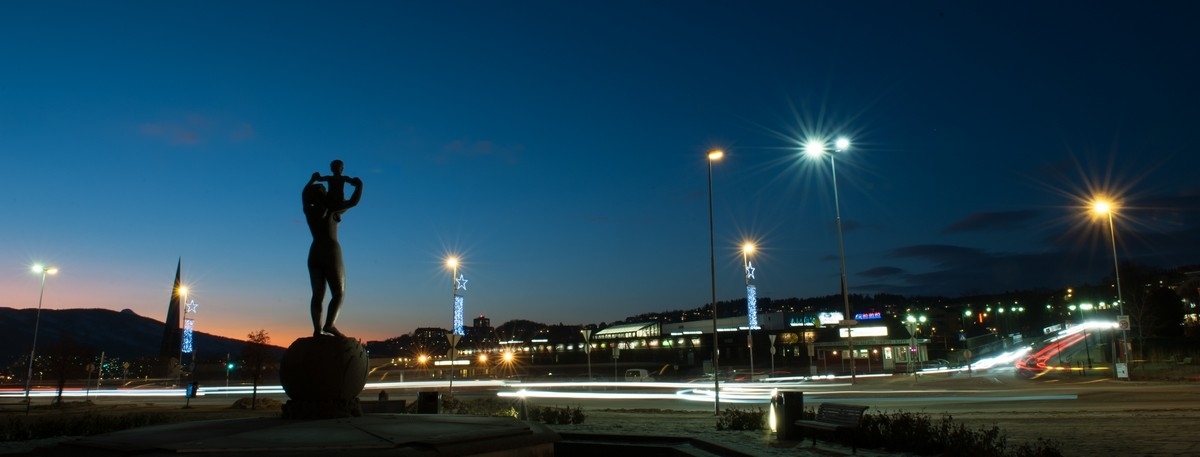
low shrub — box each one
[716,407,765,431]
[1,412,176,441]
[434,396,585,424]
[526,404,585,425]
[439,396,515,416]
[230,397,282,410]
[855,410,1063,457]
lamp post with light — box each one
[176,285,188,387]
[24,264,58,414]
[805,137,856,381]
[905,315,926,375]
[706,149,723,414]
[1091,199,1128,379]
[581,329,593,382]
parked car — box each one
[921,359,952,370]
[624,368,656,382]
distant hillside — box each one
[0,307,282,367]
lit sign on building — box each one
[854,312,882,321]
[819,312,845,325]
[788,312,845,327]
[839,326,889,338]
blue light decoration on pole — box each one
[182,319,194,353]
[448,257,467,336]
[181,299,198,354]
[453,291,465,336]
[743,243,758,378]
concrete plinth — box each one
[279,335,368,419]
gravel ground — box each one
[544,404,1200,456]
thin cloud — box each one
[944,210,1041,233]
[858,266,904,278]
[137,115,254,146]
[858,249,1089,296]
[887,244,987,266]
[439,138,523,165]
[139,122,200,145]
[230,123,256,142]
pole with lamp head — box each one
[706,149,723,414]
[24,265,58,414]
[806,137,856,382]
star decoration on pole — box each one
[745,262,755,280]
[185,300,199,314]
[456,274,468,290]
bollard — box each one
[773,390,804,441]
[416,391,440,414]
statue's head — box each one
[330,159,344,175]
[303,183,327,207]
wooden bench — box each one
[794,402,869,454]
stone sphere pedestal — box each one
[279,335,368,419]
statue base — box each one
[279,335,368,419]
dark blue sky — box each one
[3,2,1197,343]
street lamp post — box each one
[1080,304,1094,369]
[581,329,593,382]
[743,243,756,379]
[177,285,187,387]
[1092,199,1128,379]
[806,137,856,382]
[962,309,974,375]
[905,315,926,375]
[25,264,58,414]
[706,149,723,414]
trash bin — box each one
[773,390,803,441]
[416,391,440,414]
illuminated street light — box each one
[1091,198,1128,379]
[706,148,723,414]
[742,242,757,378]
[25,264,58,414]
[805,136,856,382]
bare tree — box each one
[244,329,271,409]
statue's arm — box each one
[344,178,363,209]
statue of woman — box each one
[303,169,362,337]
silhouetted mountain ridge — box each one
[0,307,277,366]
